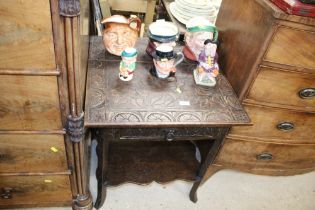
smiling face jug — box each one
[101,15,141,56]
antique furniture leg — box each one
[189,127,229,203]
[94,129,109,209]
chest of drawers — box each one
[0,0,92,209]
[204,0,315,180]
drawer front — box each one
[246,67,315,111]
[0,175,72,208]
[264,26,315,73]
[0,0,56,70]
[104,127,228,141]
[229,105,315,143]
[0,75,62,130]
[215,138,315,171]
[0,134,68,173]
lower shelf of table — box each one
[106,140,214,186]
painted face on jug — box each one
[154,59,175,75]
[186,31,214,57]
[104,24,138,56]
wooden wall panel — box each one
[0,0,56,70]
[0,75,62,130]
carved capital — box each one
[59,0,80,17]
[67,112,84,143]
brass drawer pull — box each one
[277,122,294,131]
[298,88,315,99]
[1,188,13,199]
[165,129,175,141]
[256,153,273,161]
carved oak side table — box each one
[85,37,250,209]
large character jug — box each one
[183,16,218,61]
[101,15,141,56]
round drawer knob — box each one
[277,122,294,131]
[256,153,273,161]
[165,130,175,141]
[298,88,315,99]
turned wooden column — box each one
[51,0,93,209]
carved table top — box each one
[85,37,250,128]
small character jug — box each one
[146,19,178,57]
[119,48,137,81]
[150,45,184,79]
[193,39,220,87]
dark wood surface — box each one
[85,37,250,127]
[104,127,228,141]
[59,0,80,17]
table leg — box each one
[189,127,230,203]
[94,129,109,209]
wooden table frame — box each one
[85,37,250,209]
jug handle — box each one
[128,16,141,32]
[174,52,184,67]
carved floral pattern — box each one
[112,113,141,123]
[147,113,173,122]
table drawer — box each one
[215,138,315,171]
[0,75,62,130]
[264,26,315,73]
[0,134,68,173]
[0,175,72,208]
[229,105,315,143]
[246,66,315,111]
[104,127,228,141]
